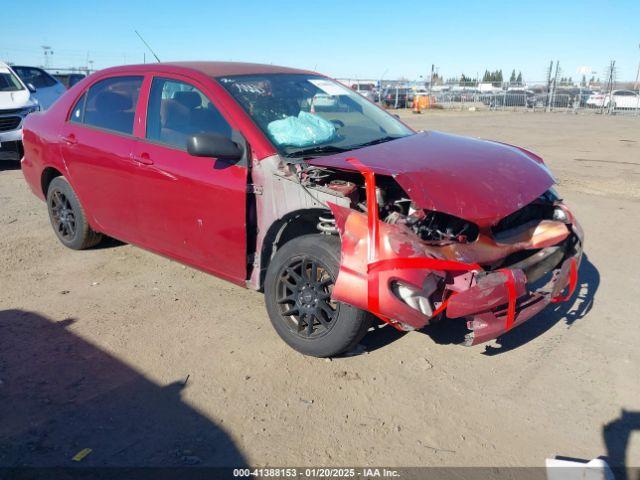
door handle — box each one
[129,152,154,165]
[60,134,77,145]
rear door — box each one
[129,74,248,284]
[60,75,144,241]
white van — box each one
[0,61,40,161]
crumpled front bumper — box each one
[447,252,581,346]
[329,202,584,347]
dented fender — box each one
[329,203,471,330]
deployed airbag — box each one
[267,111,336,148]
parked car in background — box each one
[53,72,87,89]
[586,91,605,108]
[12,66,66,110]
[607,90,639,110]
[0,61,40,161]
[21,61,583,357]
[351,82,376,102]
[587,90,640,110]
[382,87,411,108]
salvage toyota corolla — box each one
[21,62,584,357]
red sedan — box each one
[21,62,583,357]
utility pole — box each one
[41,46,53,69]
[634,44,639,116]
[379,68,388,105]
[634,43,640,91]
[602,60,616,114]
[429,64,435,96]
[547,61,559,112]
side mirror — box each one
[186,133,243,162]
[27,83,37,93]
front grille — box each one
[0,108,25,115]
[0,116,21,132]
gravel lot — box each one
[1,110,639,470]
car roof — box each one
[98,61,317,78]
[12,65,46,70]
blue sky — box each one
[2,0,639,82]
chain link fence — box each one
[377,86,640,116]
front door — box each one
[129,75,248,284]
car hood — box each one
[0,89,33,110]
[309,131,555,227]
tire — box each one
[46,176,102,250]
[264,234,371,357]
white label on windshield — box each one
[308,79,346,96]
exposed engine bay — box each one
[295,164,480,245]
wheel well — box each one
[41,167,63,197]
[259,208,335,288]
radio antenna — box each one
[134,30,161,63]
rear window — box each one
[74,76,143,135]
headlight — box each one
[21,104,41,116]
[552,206,568,222]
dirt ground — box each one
[1,110,639,470]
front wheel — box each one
[264,234,371,357]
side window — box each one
[146,77,232,150]
[83,76,143,135]
[70,93,86,123]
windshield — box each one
[218,74,413,157]
[0,67,25,92]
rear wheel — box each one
[264,234,371,357]
[46,176,102,250]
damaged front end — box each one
[301,156,583,347]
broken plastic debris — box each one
[71,448,92,462]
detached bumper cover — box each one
[448,254,580,346]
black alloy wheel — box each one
[264,234,371,357]
[46,176,102,250]
[49,189,77,241]
[275,256,338,339]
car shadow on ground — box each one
[0,309,246,474]
[89,236,127,250]
[357,254,599,355]
[602,409,640,480]
[0,162,21,172]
